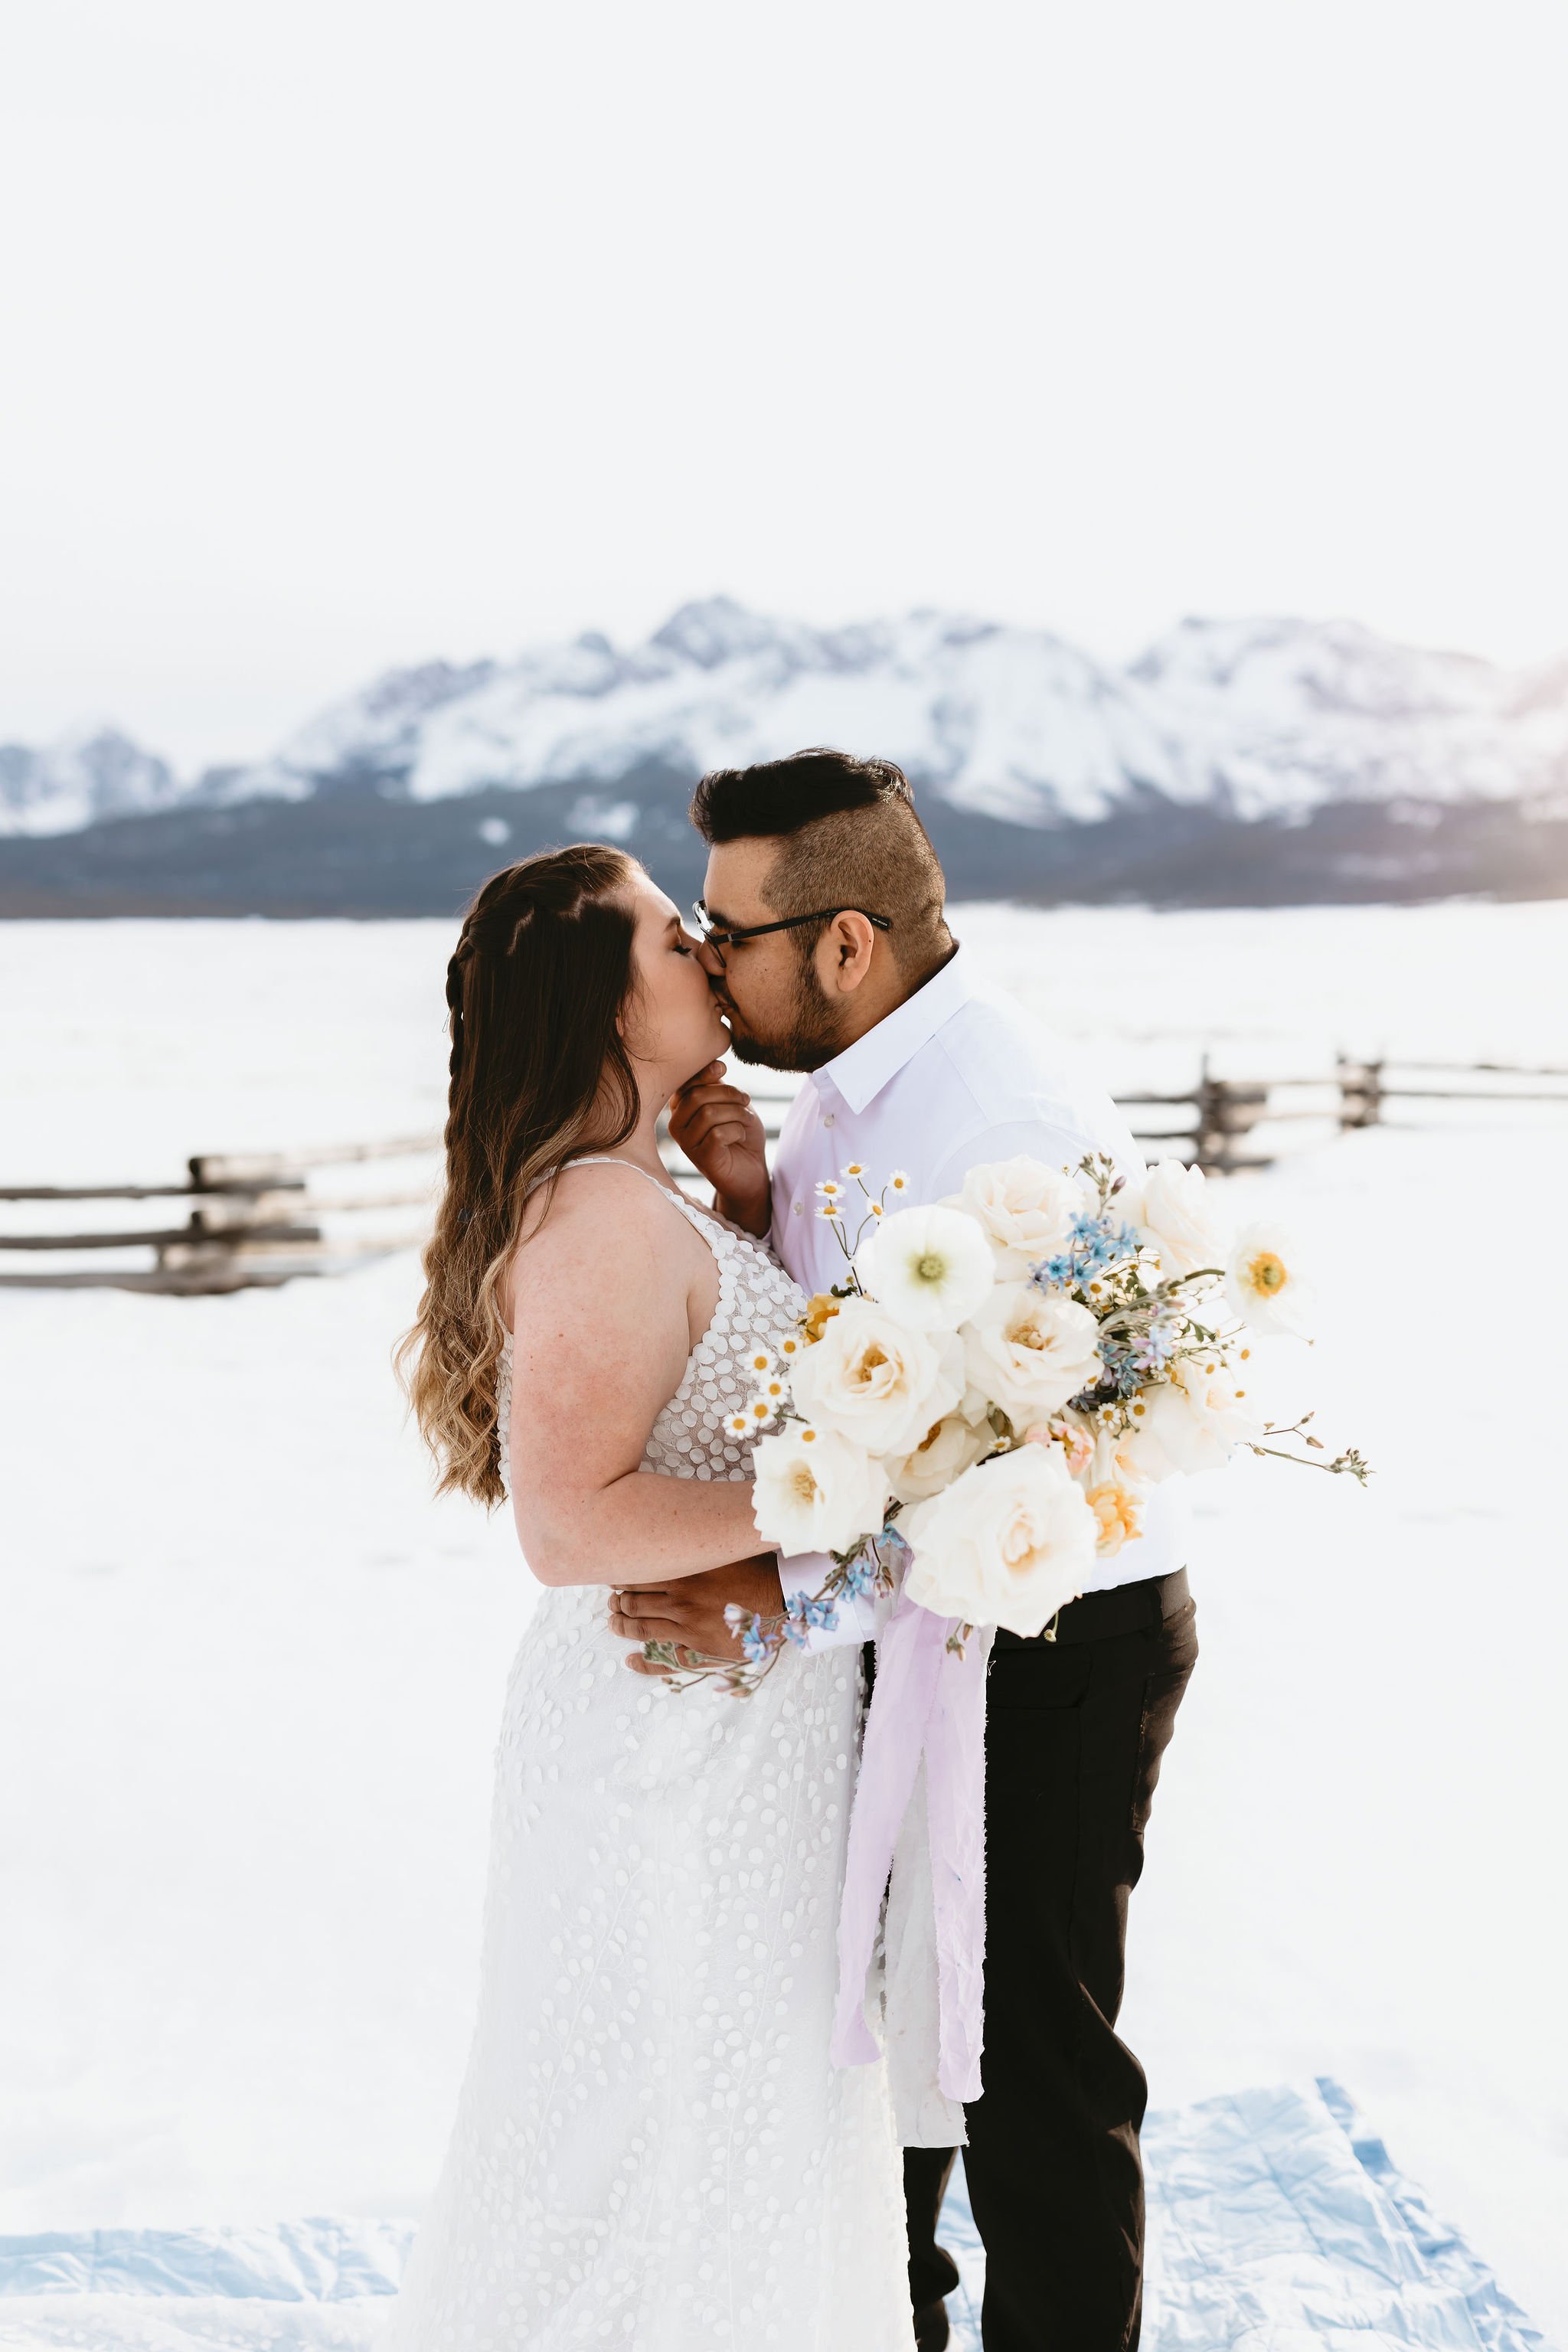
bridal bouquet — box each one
[653,1153,1367,1694]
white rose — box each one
[884,1409,993,1505]
[902,1446,1098,1638]
[1122,1360,1263,1481]
[939,1155,1084,1279]
[962,1282,1102,1428]
[1226,1221,1315,1338]
[854,1203,995,1332]
[752,1423,890,1557]
[1126,1159,1230,1281]
[789,1298,964,1458]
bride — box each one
[382,843,913,2350]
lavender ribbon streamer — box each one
[830,1586,991,2102]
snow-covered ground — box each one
[2,903,1566,2339]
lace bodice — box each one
[496,1157,807,1491]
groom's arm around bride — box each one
[622,749,1198,2352]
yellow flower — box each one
[1086,1480,1144,1557]
[803,1294,841,1343]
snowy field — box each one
[2,903,1566,2341]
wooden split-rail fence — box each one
[5,1057,1565,1295]
[0,1136,437,1295]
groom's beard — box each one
[714,965,846,1074]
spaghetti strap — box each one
[557,1154,726,1242]
[563,1153,678,1192]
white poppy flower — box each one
[1226,1222,1315,1338]
[1122,1361,1263,1481]
[962,1282,1102,1427]
[884,1409,993,1505]
[902,1446,1098,1638]
[939,1155,1085,1278]
[789,1298,964,1458]
[1125,1159,1230,1280]
[751,1424,889,1557]
[854,1202,995,1332]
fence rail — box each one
[5,1054,1563,1292]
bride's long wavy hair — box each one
[397,844,642,1505]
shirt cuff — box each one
[777,1549,878,1651]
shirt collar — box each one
[812,946,983,1116]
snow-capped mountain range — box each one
[0,728,184,837]
[6,598,1566,841]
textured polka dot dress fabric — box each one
[377,1168,913,2350]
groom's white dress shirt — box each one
[768,944,1191,1644]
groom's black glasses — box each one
[691,900,892,952]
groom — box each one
[611,750,1198,2351]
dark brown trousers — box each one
[899,1569,1199,2352]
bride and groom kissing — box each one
[387,750,1198,2350]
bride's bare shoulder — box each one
[512,1161,702,1295]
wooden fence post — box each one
[1337,1055,1384,1130]
[1194,1063,1272,1173]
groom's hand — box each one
[668,1063,771,1236]
[610,1554,785,1675]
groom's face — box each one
[697,838,848,1073]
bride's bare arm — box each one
[506,1168,764,1588]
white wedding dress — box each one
[377,1160,913,2351]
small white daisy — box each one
[816,1179,843,1198]
[779,1334,801,1357]
[887,1170,910,1193]
[724,1411,750,1438]
[843,1161,866,1178]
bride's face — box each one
[619,871,730,1089]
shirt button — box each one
[792,1200,803,1217]
[822,1113,835,1127]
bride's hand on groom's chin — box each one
[667,1063,772,1236]
[609,1555,785,1676]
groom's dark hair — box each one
[691,748,949,978]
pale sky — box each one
[2,0,1566,774]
